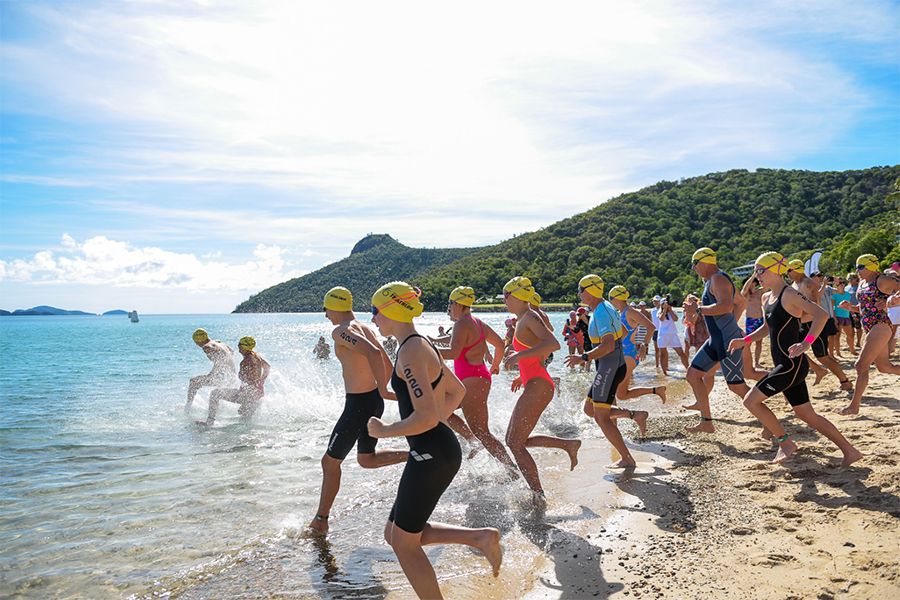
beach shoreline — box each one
[520,367,899,599]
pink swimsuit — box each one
[453,318,492,381]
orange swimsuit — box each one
[513,335,555,388]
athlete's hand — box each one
[367,416,388,438]
[727,338,745,354]
[490,365,500,376]
[787,342,808,358]
[838,300,852,311]
[637,345,648,361]
[380,388,397,401]
[563,354,584,368]
[510,377,523,393]
[503,352,520,370]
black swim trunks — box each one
[325,389,384,460]
[587,343,627,407]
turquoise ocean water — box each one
[0,312,680,599]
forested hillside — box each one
[235,167,899,312]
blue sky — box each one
[1,1,898,313]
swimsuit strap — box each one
[396,333,444,386]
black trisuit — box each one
[754,287,811,407]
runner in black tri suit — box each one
[729,252,862,468]
[684,248,752,433]
[366,281,502,599]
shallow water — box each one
[0,312,681,599]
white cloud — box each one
[0,234,304,292]
[3,0,894,220]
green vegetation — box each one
[234,167,900,313]
[233,234,479,312]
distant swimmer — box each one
[836,255,900,415]
[186,328,236,410]
[503,276,580,495]
[196,336,269,426]
[683,248,752,434]
[313,336,330,359]
[786,260,852,391]
[308,287,407,536]
[740,275,766,370]
[565,276,647,469]
[607,286,667,403]
[366,281,502,599]
[441,286,519,476]
[728,252,862,467]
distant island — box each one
[0,305,131,316]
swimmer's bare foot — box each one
[632,410,648,436]
[812,366,826,386]
[608,458,636,469]
[837,403,860,416]
[565,439,581,471]
[685,419,715,434]
[761,428,774,441]
[654,386,668,403]
[307,515,329,536]
[772,439,797,464]
[681,402,702,412]
[474,528,503,577]
[840,447,863,469]
[839,379,853,392]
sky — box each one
[1,0,898,313]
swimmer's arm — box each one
[377,347,441,437]
[483,324,505,374]
[878,274,900,295]
[585,333,615,361]
[539,311,554,332]
[699,274,734,316]
[628,307,656,338]
[439,321,469,360]
[786,288,828,349]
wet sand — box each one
[521,365,899,599]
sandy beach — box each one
[519,367,899,599]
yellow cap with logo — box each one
[192,328,210,344]
[692,247,717,265]
[238,336,256,350]
[324,287,353,312]
[372,281,425,323]
[529,291,542,307]
[856,254,879,272]
[787,259,805,273]
[579,274,605,299]
[608,285,629,301]
[449,286,476,307]
[755,252,788,275]
[503,276,535,302]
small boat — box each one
[129,310,140,323]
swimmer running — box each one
[503,276,581,495]
[440,286,519,477]
[607,285,667,403]
[565,276,648,469]
[728,252,862,467]
[309,287,407,536]
[366,281,502,599]
[196,336,269,426]
[186,328,236,410]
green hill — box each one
[233,234,480,312]
[235,167,900,312]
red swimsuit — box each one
[453,318,492,381]
[513,335,555,388]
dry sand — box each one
[521,366,899,600]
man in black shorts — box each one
[308,287,407,535]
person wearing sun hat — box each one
[836,254,900,415]
[186,328,236,411]
[308,286,407,536]
[196,335,269,427]
[366,281,503,597]
[502,276,581,495]
[786,257,852,392]
[683,247,753,434]
[439,285,519,477]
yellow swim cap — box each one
[608,285,629,301]
[449,286,476,307]
[691,247,717,265]
[324,286,353,311]
[192,328,210,344]
[238,336,256,350]
[503,276,535,302]
[578,274,605,299]
[856,254,879,272]
[787,259,805,273]
[755,252,788,275]
[529,291,542,307]
[372,281,425,322]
